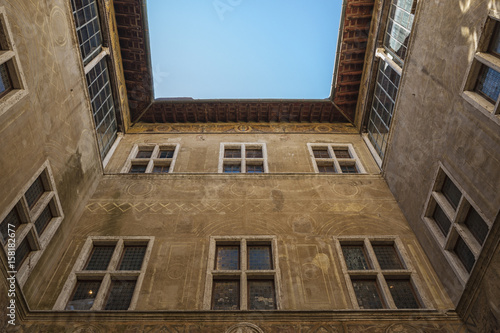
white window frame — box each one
[121,143,180,174]
[203,235,281,310]
[461,10,500,125]
[53,236,154,311]
[422,164,492,284]
[218,143,268,174]
[307,143,366,174]
[0,160,64,287]
[335,236,429,310]
[0,6,28,117]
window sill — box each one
[0,88,28,118]
[461,91,500,125]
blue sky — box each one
[147,0,341,99]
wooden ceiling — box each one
[113,0,374,125]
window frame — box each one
[307,143,366,174]
[422,164,493,284]
[461,11,500,125]
[0,161,64,287]
[203,236,281,310]
[122,143,180,174]
[335,236,428,310]
[53,236,154,311]
[0,6,28,117]
[218,143,268,174]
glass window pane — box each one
[441,176,461,210]
[0,63,12,95]
[34,205,53,236]
[432,204,451,236]
[224,149,241,158]
[71,0,102,63]
[104,280,136,310]
[223,164,241,173]
[212,280,239,310]
[129,164,147,173]
[248,245,272,270]
[342,246,371,270]
[84,245,115,270]
[248,280,276,310]
[246,164,263,173]
[334,149,351,158]
[352,279,384,309]
[454,237,475,273]
[386,279,420,309]
[15,238,32,270]
[119,245,146,270]
[372,245,403,269]
[489,21,500,55]
[246,149,263,158]
[65,280,101,310]
[215,245,239,270]
[475,65,500,102]
[340,164,358,174]
[136,150,152,158]
[25,176,46,209]
[158,149,174,158]
[152,165,170,173]
[0,207,22,243]
[464,207,489,245]
[318,165,336,173]
[313,149,330,158]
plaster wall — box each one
[0,0,103,303]
[380,0,500,328]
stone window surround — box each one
[121,143,180,173]
[334,236,429,310]
[0,160,64,287]
[422,163,492,285]
[218,142,269,174]
[307,143,367,174]
[53,236,154,311]
[0,6,28,117]
[461,10,500,125]
[203,235,281,310]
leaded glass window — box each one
[246,164,264,173]
[212,280,239,310]
[0,62,12,96]
[342,246,371,270]
[129,164,147,174]
[441,176,461,210]
[85,245,115,270]
[70,0,102,64]
[119,246,146,271]
[152,165,169,173]
[432,204,451,236]
[85,58,117,159]
[367,61,401,159]
[340,164,358,174]
[158,149,174,158]
[334,149,351,159]
[0,207,21,242]
[34,205,53,236]
[104,280,136,310]
[318,165,335,173]
[352,279,384,309]
[313,149,330,158]
[223,164,241,173]
[136,150,153,159]
[15,238,32,270]
[248,245,272,270]
[372,245,403,270]
[475,65,500,102]
[25,176,45,209]
[454,237,475,273]
[224,149,241,158]
[386,279,420,309]
[65,280,101,310]
[215,246,239,270]
[246,149,263,158]
[464,207,489,245]
[248,280,276,310]
[384,0,416,64]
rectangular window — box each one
[70,0,102,64]
[86,58,117,159]
[337,237,424,309]
[423,166,492,281]
[122,144,180,174]
[219,143,268,174]
[54,237,153,311]
[308,143,366,174]
[383,0,416,64]
[205,236,279,310]
[0,162,64,286]
[462,16,500,123]
[65,280,102,310]
[0,62,12,96]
